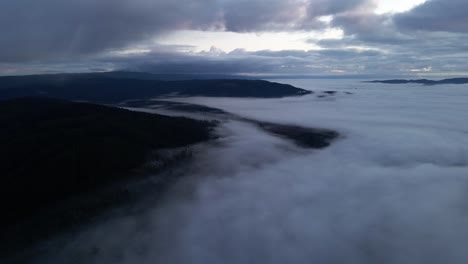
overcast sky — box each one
[0,0,467,77]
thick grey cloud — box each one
[1,0,468,76]
[331,13,412,45]
[221,0,372,31]
[0,0,372,62]
[221,0,310,32]
[395,0,468,33]
[306,0,374,17]
[318,0,468,49]
[0,0,220,62]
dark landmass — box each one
[0,97,216,229]
[251,121,338,149]
[367,78,468,85]
[0,72,311,103]
[123,100,339,149]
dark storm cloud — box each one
[221,0,372,31]
[0,0,220,62]
[0,0,372,62]
[395,0,468,33]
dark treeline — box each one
[0,97,216,228]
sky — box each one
[1,0,467,77]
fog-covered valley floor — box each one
[35,79,468,264]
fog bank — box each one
[35,80,468,264]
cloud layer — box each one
[1,0,468,76]
[0,0,371,62]
[395,0,468,33]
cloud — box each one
[0,0,222,62]
[331,13,412,45]
[0,0,372,62]
[1,0,468,76]
[4,39,468,77]
[306,2,468,77]
[395,0,468,33]
[221,0,372,32]
[106,47,389,76]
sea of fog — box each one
[35,79,468,264]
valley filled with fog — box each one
[35,79,468,264]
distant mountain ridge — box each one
[0,72,310,103]
[367,78,468,85]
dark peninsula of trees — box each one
[0,72,311,103]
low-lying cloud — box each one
[33,80,468,264]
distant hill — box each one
[0,72,311,103]
[367,78,468,85]
[0,97,216,227]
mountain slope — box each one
[0,97,216,227]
